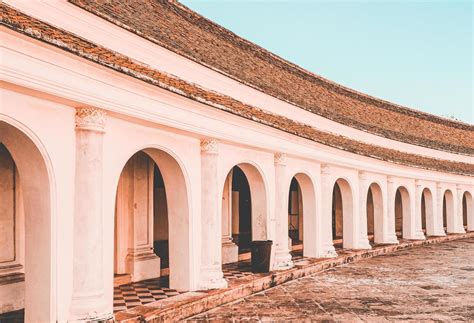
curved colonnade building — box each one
[0,1,473,321]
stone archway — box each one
[332,178,353,249]
[367,183,383,244]
[113,147,191,291]
[0,121,54,322]
[463,191,473,230]
[395,186,410,240]
[285,173,317,257]
[443,190,454,233]
[421,188,433,236]
[221,163,268,263]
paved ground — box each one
[189,238,474,322]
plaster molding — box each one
[387,176,394,185]
[200,138,219,154]
[274,153,286,166]
[358,171,367,180]
[75,106,106,132]
[321,164,331,175]
[415,179,422,188]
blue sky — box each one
[181,0,473,123]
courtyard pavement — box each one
[188,238,474,322]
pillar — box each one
[198,139,227,289]
[455,185,467,233]
[70,107,112,321]
[125,155,161,282]
[385,176,400,243]
[357,171,371,249]
[320,165,337,257]
[433,182,446,236]
[273,153,294,270]
[412,180,426,240]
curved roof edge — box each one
[1,3,473,176]
[65,0,474,157]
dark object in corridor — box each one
[250,240,273,273]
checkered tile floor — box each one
[113,276,183,313]
[222,260,255,281]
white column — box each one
[273,153,294,270]
[455,185,467,233]
[70,107,112,321]
[320,165,337,257]
[412,180,426,240]
[433,182,446,236]
[385,176,399,243]
[198,139,227,289]
[357,171,371,249]
[125,155,161,282]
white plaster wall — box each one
[1,88,76,322]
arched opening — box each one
[221,164,267,264]
[367,183,383,244]
[113,147,190,312]
[463,191,472,230]
[0,121,53,322]
[395,186,410,240]
[286,173,316,258]
[443,190,454,233]
[288,178,303,250]
[332,179,353,248]
[421,188,433,236]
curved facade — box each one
[0,1,473,321]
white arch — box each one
[367,182,384,244]
[463,191,473,231]
[0,120,56,322]
[395,186,411,240]
[220,162,269,242]
[443,189,455,233]
[333,178,354,249]
[112,146,192,291]
[421,187,434,236]
[291,172,317,257]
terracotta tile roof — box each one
[1,3,473,176]
[67,0,474,156]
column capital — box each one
[415,179,422,188]
[274,153,286,165]
[387,176,394,184]
[358,170,367,180]
[321,164,331,175]
[456,184,462,193]
[200,138,219,154]
[436,182,442,190]
[75,106,106,132]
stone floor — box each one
[188,238,474,322]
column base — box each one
[319,243,338,258]
[406,231,426,240]
[375,233,399,245]
[198,265,228,290]
[431,229,447,237]
[126,251,161,282]
[273,249,294,270]
[447,228,466,234]
[222,240,238,264]
[357,238,372,249]
[69,291,112,322]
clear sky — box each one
[181,0,473,123]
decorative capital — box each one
[387,176,394,184]
[200,138,219,154]
[456,184,462,192]
[415,179,421,187]
[75,107,106,132]
[358,171,367,180]
[321,164,330,175]
[436,182,442,190]
[274,153,286,165]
